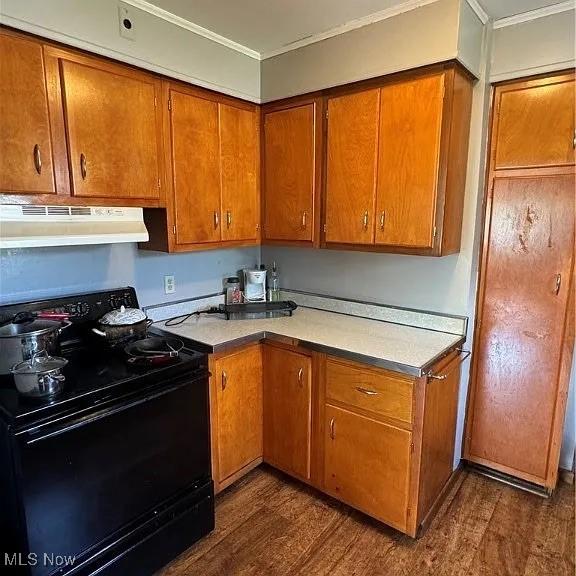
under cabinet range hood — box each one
[0,205,149,248]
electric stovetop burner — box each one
[0,288,207,429]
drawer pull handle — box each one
[297,367,304,386]
[379,211,385,231]
[214,211,219,229]
[221,370,227,390]
[355,386,378,396]
[226,210,232,228]
[329,418,335,440]
[362,211,369,230]
[301,211,307,229]
[80,153,87,180]
[426,349,471,380]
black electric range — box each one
[0,288,214,576]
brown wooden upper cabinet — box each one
[492,74,575,170]
[0,31,67,196]
[324,66,473,256]
[325,89,380,246]
[262,99,322,246]
[48,47,163,201]
[157,83,260,252]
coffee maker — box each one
[243,268,267,302]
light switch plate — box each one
[164,275,175,294]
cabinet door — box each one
[375,74,444,248]
[0,34,56,194]
[214,346,263,482]
[264,104,316,241]
[170,91,221,245]
[60,59,160,199]
[494,75,575,169]
[325,90,380,245]
[324,405,411,530]
[220,104,259,242]
[466,175,574,482]
[263,346,312,480]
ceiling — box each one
[146,0,569,56]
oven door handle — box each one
[20,380,191,445]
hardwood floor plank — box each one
[157,467,575,576]
[523,481,575,576]
[466,478,545,576]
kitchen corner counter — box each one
[154,307,465,377]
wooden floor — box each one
[158,466,575,576]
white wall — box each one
[0,244,259,308]
[261,0,484,102]
[491,9,576,82]
[0,0,260,101]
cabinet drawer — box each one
[326,358,413,424]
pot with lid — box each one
[92,306,152,346]
[11,351,68,399]
[0,315,71,375]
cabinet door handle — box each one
[363,211,369,230]
[301,211,307,229]
[355,386,378,396]
[329,418,335,440]
[226,210,232,228]
[297,367,304,386]
[80,153,87,180]
[379,211,385,231]
[33,144,42,174]
[221,371,227,390]
[214,211,219,229]
[555,273,562,295]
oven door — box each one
[15,373,210,576]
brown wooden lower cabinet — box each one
[324,404,411,532]
[208,342,464,537]
[209,344,263,492]
[263,345,312,480]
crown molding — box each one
[0,14,261,102]
[260,0,440,59]
[493,0,575,29]
[121,0,261,59]
[465,0,489,24]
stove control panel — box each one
[0,287,140,326]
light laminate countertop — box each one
[155,307,464,377]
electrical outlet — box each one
[164,275,175,294]
[118,3,135,41]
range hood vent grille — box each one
[0,205,149,248]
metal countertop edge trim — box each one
[152,327,465,378]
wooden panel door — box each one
[263,104,315,241]
[170,91,221,245]
[493,75,575,170]
[466,174,575,482]
[214,345,263,482]
[263,346,312,480]
[325,89,380,244]
[375,74,444,248]
[324,404,411,530]
[60,59,160,199]
[220,104,259,242]
[0,33,56,194]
